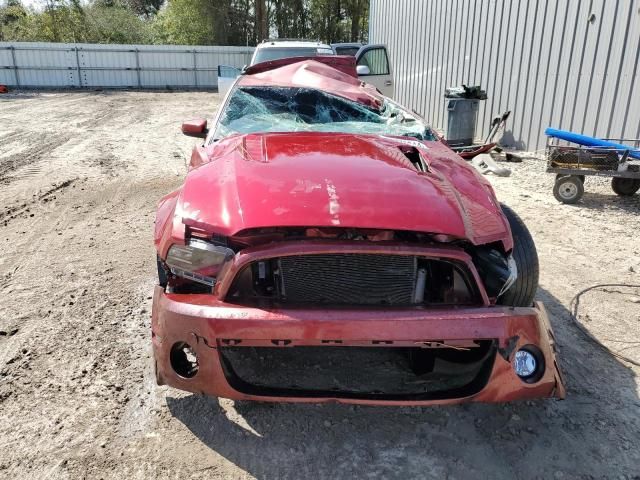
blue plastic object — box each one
[545,127,640,160]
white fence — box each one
[0,42,255,89]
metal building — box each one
[369,0,640,150]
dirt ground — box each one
[0,91,639,479]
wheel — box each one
[157,254,168,288]
[556,173,584,183]
[553,175,584,204]
[611,177,640,196]
[498,204,539,307]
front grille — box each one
[279,254,416,305]
[219,342,497,400]
[226,252,480,307]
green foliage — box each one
[152,0,214,45]
[93,0,164,18]
[308,0,368,43]
[0,0,27,41]
[1,0,153,43]
[0,0,369,45]
[83,5,154,43]
[272,0,308,39]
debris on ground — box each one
[472,153,512,177]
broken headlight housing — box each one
[165,239,234,287]
[471,247,517,299]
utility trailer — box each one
[545,128,640,204]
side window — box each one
[357,48,390,75]
[336,46,360,56]
[218,65,241,78]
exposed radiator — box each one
[278,253,417,305]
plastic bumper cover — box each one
[151,286,565,405]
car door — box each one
[217,65,242,96]
[355,44,394,98]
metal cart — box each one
[546,137,640,204]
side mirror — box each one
[356,64,371,76]
[182,118,208,138]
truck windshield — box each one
[214,86,436,141]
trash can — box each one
[446,98,479,147]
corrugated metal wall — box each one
[370,0,640,151]
[0,42,254,89]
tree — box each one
[1,0,153,43]
[125,0,163,17]
[272,0,307,39]
[0,0,28,41]
[307,0,368,44]
[93,0,163,18]
[255,0,266,40]
[83,4,153,43]
[153,0,215,45]
[344,0,367,42]
[0,0,370,46]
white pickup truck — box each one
[218,39,394,98]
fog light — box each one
[170,342,199,378]
[514,349,537,378]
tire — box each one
[498,204,539,307]
[553,175,584,204]
[611,177,640,196]
[157,254,168,288]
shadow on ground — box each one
[167,288,639,479]
[576,189,640,214]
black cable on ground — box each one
[568,283,640,367]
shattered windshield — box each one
[213,87,436,141]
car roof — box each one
[257,39,332,50]
[238,58,384,110]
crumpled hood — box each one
[177,133,511,249]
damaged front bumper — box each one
[151,286,565,405]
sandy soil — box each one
[0,91,638,479]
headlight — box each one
[165,239,234,287]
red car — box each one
[152,57,565,405]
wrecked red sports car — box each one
[152,56,565,405]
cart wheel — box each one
[553,175,584,204]
[555,174,584,183]
[611,177,640,196]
